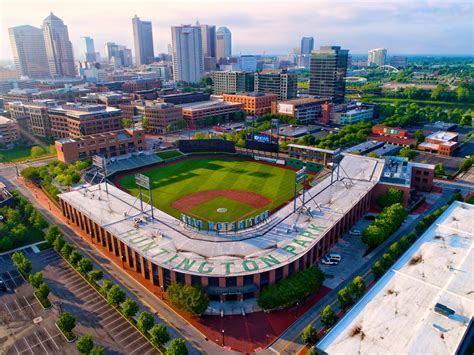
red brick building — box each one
[369,124,416,147]
[223,92,276,116]
[418,131,458,156]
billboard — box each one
[253,134,271,144]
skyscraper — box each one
[368,48,387,66]
[132,15,155,65]
[80,36,98,62]
[9,25,50,78]
[199,24,216,58]
[171,25,204,83]
[309,46,349,103]
[300,36,314,55]
[42,12,76,77]
[254,69,297,101]
[216,27,232,61]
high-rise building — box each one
[199,24,216,58]
[309,46,348,103]
[301,36,314,55]
[368,48,387,66]
[42,13,76,77]
[171,25,204,83]
[8,25,50,79]
[104,42,132,67]
[216,27,232,61]
[80,36,99,62]
[239,55,257,71]
[254,69,297,101]
[132,15,155,65]
[211,71,254,94]
[390,56,408,69]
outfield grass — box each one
[117,157,296,223]
[157,149,183,160]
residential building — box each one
[199,24,216,58]
[132,15,155,66]
[254,69,297,101]
[418,131,458,156]
[9,99,60,137]
[48,103,122,138]
[239,55,257,71]
[300,36,314,55]
[368,48,387,66]
[180,100,244,129]
[309,46,349,103]
[273,98,325,124]
[171,25,204,83]
[42,13,76,77]
[216,27,232,61]
[223,92,276,116]
[369,124,416,147]
[8,25,50,79]
[317,202,471,355]
[390,55,408,69]
[55,128,146,164]
[0,115,20,146]
[211,71,254,94]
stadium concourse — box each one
[58,153,384,311]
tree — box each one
[107,285,126,306]
[122,118,132,129]
[76,335,94,354]
[31,146,45,158]
[307,346,316,355]
[69,250,82,266]
[121,298,139,319]
[11,251,32,276]
[29,272,44,289]
[337,287,353,309]
[56,312,76,334]
[21,166,40,180]
[88,270,103,283]
[376,188,404,208]
[142,117,150,131]
[46,225,62,244]
[165,338,188,355]
[137,311,155,333]
[371,261,385,279]
[434,163,445,177]
[77,258,93,275]
[100,279,113,295]
[49,144,57,155]
[166,284,209,315]
[60,242,74,258]
[36,282,50,300]
[399,147,416,160]
[53,235,65,253]
[301,324,318,345]
[90,346,105,355]
[320,305,337,327]
[415,129,425,143]
[349,276,366,299]
[149,324,170,346]
[387,242,402,260]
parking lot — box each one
[32,249,157,355]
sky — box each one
[1,0,473,62]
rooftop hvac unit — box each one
[434,303,455,317]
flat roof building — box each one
[180,100,244,129]
[9,99,61,137]
[211,71,254,95]
[254,70,297,101]
[0,115,20,146]
[274,98,326,124]
[222,92,276,116]
[418,131,458,156]
[126,101,184,134]
[369,124,416,147]
[317,201,474,354]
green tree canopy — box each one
[301,324,318,345]
[149,324,170,346]
[137,311,155,333]
[76,335,94,354]
[107,285,126,307]
[320,305,337,327]
[165,338,188,355]
[121,298,139,319]
[57,312,76,333]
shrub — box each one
[90,346,105,355]
[56,312,76,338]
[166,284,209,315]
[31,146,46,158]
[88,270,103,283]
[11,251,32,276]
[29,272,44,289]
[337,287,353,309]
[257,267,325,310]
[387,242,402,260]
[77,258,93,275]
[76,335,94,354]
[149,324,170,346]
[362,203,407,248]
[60,242,74,258]
[100,279,113,295]
[121,298,139,319]
[380,253,394,270]
[371,261,385,280]
[69,250,82,266]
[320,305,337,327]
[165,338,188,355]
[52,235,65,253]
[107,285,126,307]
[349,276,366,300]
[137,311,155,333]
[301,324,318,345]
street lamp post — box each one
[221,329,225,346]
[160,285,164,300]
[296,302,300,318]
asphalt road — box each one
[0,161,228,355]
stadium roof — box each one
[59,154,384,277]
[317,201,474,355]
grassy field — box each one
[117,157,296,223]
[157,149,184,160]
[0,146,53,163]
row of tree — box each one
[257,266,325,310]
[0,191,47,252]
[378,83,474,103]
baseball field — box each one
[116,157,298,223]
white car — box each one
[349,229,361,236]
[321,256,339,265]
[325,252,342,262]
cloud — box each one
[1,0,473,62]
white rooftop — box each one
[0,115,14,125]
[59,154,384,277]
[317,201,474,355]
[426,130,458,142]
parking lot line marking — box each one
[7,271,18,287]
[114,326,133,338]
[62,276,83,286]
[124,336,147,349]
[100,311,118,322]
[83,292,101,301]
[23,296,35,313]
[4,302,13,316]
[13,342,21,355]
[34,331,49,355]
[44,328,60,350]
[110,321,129,332]
[22,337,34,355]
[69,283,90,293]
[104,316,125,328]
[75,288,95,298]
[93,303,110,313]
[14,299,25,316]
[119,330,140,344]
[129,340,151,354]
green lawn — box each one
[157,150,184,160]
[117,157,296,223]
[0,146,53,163]
[362,96,474,108]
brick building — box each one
[223,92,276,116]
[55,128,145,164]
[272,98,326,124]
[418,131,458,156]
[77,92,132,107]
[369,124,416,147]
[0,115,20,146]
[9,99,61,137]
[181,100,244,129]
[121,78,161,93]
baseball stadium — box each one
[57,140,385,310]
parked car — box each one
[364,215,376,220]
[349,229,361,236]
[325,252,342,262]
[321,256,338,265]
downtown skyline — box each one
[1,0,473,62]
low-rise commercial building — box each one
[0,115,20,146]
[121,78,161,93]
[273,98,325,124]
[55,128,145,164]
[418,131,458,156]
[223,92,276,116]
[181,100,244,129]
[333,105,374,124]
[9,99,61,137]
[49,103,123,138]
[369,124,416,147]
[162,92,210,105]
[77,92,132,107]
